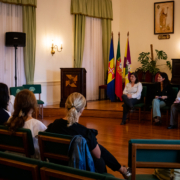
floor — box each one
[41,100,180,179]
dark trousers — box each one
[93,144,121,173]
[122,94,138,122]
[170,103,180,126]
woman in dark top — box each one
[152,72,172,125]
[46,92,130,179]
[0,83,10,125]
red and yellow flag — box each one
[115,35,123,101]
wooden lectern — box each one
[60,68,86,107]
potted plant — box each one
[136,50,172,76]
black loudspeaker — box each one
[5,32,26,47]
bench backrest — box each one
[38,131,72,165]
[0,125,34,157]
[41,161,122,180]
[128,139,180,180]
[0,151,42,180]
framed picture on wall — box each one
[154,1,174,34]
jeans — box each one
[170,103,180,126]
[152,99,166,118]
[122,94,138,122]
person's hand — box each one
[161,96,167,99]
[127,94,132,99]
[155,96,159,99]
[174,100,180,104]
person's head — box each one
[6,89,37,132]
[0,83,9,110]
[129,72,139,84]
[65,92,86,126]
[158,72,170,87]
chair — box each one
[150,87,179,124]
[128,139,180,180]
[99,85,107,100]
[0,151,41,180]
[129,86,147,123]
[0,125,34,157]
[9,86,24,96]
[38,131,72,165]
[41,161,122,180]
[23,84,44,119]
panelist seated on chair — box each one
[121,72,142,125]
[168,90,180,129]
[0,83,15,125]
[46,92,131,179]
[152,72,172,125]
[5,89,47,159]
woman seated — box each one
[46,92,130,179]
[121,72,142,125]
[0,83,11,125]
[6,89,47,159]
[152,72,172,125]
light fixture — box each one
[51,40,63,55]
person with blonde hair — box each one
[46,92,130,179]
[6,89,47,159]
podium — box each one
[60,68,86,107]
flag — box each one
[123,37,132,85]
[107,38,116,102]
[115,36,123,101]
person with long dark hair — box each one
[152,72,172,125]
[0,83,11,125]
[121,72,142,125]
[46,92,131,179]
[6,89,47,159]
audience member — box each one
[0,83,11,125]
[168,90,180,129]
[152,72,172,125]
[46,92,131,179]
[6,89,47,159]
[121,72,142,125]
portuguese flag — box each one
[115,35,123,101]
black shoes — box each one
[167,125,177,129]
[120,121,126,125]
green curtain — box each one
[74,14,86,68]
[23,6,36,84]
[71,0,113,20]
[0,0,36,7]
[71,0,112,78]
[102,19,111,82]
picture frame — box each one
[154,1,174,34]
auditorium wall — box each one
[35,0,180,105]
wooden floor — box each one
[42,100,180,179]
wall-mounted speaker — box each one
[5,32,26,47]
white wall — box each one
[35,0,73,105]
[35,0,180,105]
[119,0,180,79]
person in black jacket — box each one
[46,92,131,179]
[152,72,172,125]
[0,83,10,125]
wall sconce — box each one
[51,41,63,55]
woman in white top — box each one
[121,72,142,125]
[6,89,47,159]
